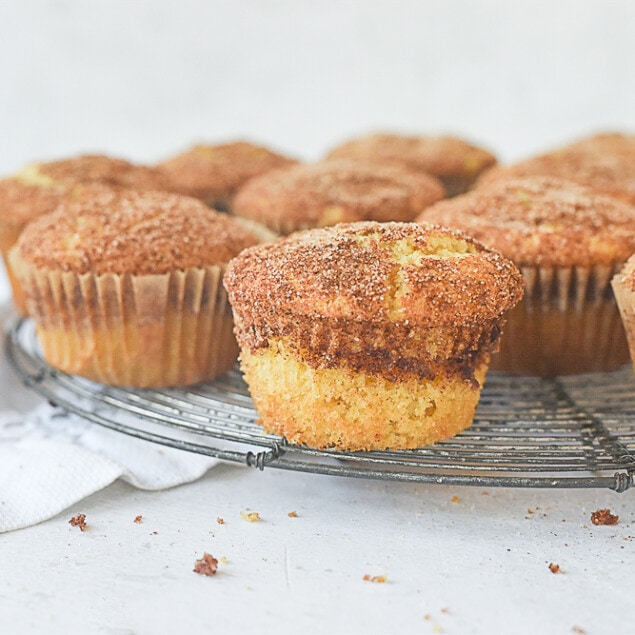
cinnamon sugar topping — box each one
[158,141,298,207]
[420,176,635,267]
[478,132,635,204]
[13,189,266,275]
[226,221,523,327]
[326,133,496,195]
[232,159,445,233]
[0,154,181,229]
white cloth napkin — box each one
[0,403,219,533]
[0,291,219,533]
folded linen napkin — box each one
[0,402,219,533]
[0,291,218,533]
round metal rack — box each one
[6,318,635,491]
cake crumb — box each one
[69,513,87,531]
[433,625,443,634]
[219,556,229,564]
[133,515,143,524]
[548,562,562,574]
[241,511,261,522]
[571,627,586,634]
[363,574,387,583]
[216,517,225,525]
[193,553,219,576]
[288,511,298,518]
[591,508,619,526]
[450,496,461,503]
[440,607,450,614]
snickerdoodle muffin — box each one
[231,159,446,234]
[478,132,635,204]
[224,221,523,451]
[10,188,274,388]
[325,133,497,196]
[157,141,298,210]
[0,154,181,314]
[419,176,635,376]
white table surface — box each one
[2,2,635,633]
[1,454,633,634]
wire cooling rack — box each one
[6,318,635,491]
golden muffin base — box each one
[240,339,489,451]
[492,264,628,376]
[12,262,237,387]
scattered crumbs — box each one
[363,574,387,583]
[219,556,229,564]
[440,607,450,614]
[591,509,619,526]
[562,519,567,522]
[548,562,562,574]
[133,515,143,524]
[433,625,443,634]
[424,614,432,621]
[572,627,586,634]
[69,513,87,532]
[288,511,299,518]
[241,511,261,522]
[151,531,158,535]
[193,553,219,577]
[450,496,461,503]
[216,517,225,525]
[527,508,534,515]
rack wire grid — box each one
[6,318,635,491]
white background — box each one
[1,0,635,176]
[1,2,635,634]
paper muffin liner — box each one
[11,256,238,387]
[0,224,28,315]
[241,314,501,387]
[611,267,635,377]
[493,264,629,376]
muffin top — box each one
[224,221,523,329]
[0,154,180,230]
[325,133,497,194]
[419,176,635,267]
[231,159,446,234]
[12,188,270,275]
[478,132,635,204]
[157,140,298,208]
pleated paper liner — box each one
[12,261,238,387]
[612,262,635,377]
[492,264,629,376]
